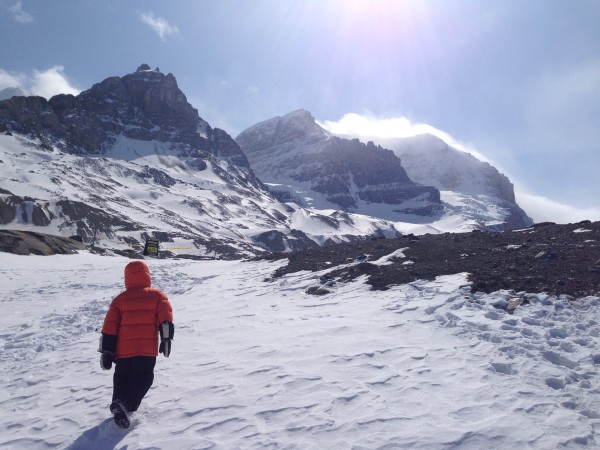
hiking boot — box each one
[110,400,130,429]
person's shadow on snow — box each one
[66,418,131,450]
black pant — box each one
[112,356,156,412]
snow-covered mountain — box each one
[385,134,515,200]
[343,132,533,231]
[237,111,533,232]
[235,110,442,218]
[371,133,533,227]
[0,66,400,257]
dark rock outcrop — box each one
[56,199,138,242]
[268,221,600,299]
[252,229,320,253]
[0,230,84,255]
[0,189,137,244]
[0,193,52,226]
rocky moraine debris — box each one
[267,221,600,299]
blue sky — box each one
[1,0,599,222]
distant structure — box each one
[143,239,159,257]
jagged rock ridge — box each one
[0,64,252,170]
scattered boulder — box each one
[306,286,331,296]
[0,230,85,255]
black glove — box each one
[98,333,117,370]
[100,351,115,370]
[159,339,171,357]
[158,321,174,358]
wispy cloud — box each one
[9,0,33,24]
[0,66,79,99]
[319,113,490,163]
[0,69,26,90]
[139,11,179,40]
[31,66,79,98]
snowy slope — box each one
[391,190,530,235]
[2,251,600,449]
[0,133,400,257]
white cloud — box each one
[516,191,600,224]
[0,66,79,99]
[31,66,80,99]
[139,12,179,40]
[321,113,422,138]
[9,0,33,24]
[0,69,26,91]
[318,113,491,162]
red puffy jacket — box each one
[102,261,173,359]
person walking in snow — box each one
[98,260,174,429]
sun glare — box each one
[337,0,428,30]
[325,0,438,78]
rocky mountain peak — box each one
[78,65,197,127]
[238,111,534,230]
[0,65,253,170]
[280,109,320,129]
[236,109,327,156]
[273,109,326,139]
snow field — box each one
[1,252,600,449]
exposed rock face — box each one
[0,189,137,241]
[236,110,441,216]
[0,193,51,226]
[0,230,84,255]
[0,66,268,256]
[253,229,320,253]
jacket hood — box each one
[124,261,151,289]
